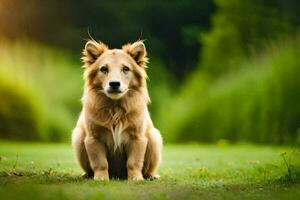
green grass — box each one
[0,141,299,199]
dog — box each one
[72,39,162,180]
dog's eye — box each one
[122,66,130,72]
[100,66,109,74]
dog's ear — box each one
[82,40,108,67]
[123,41,148,67]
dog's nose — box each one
[109,81,120,89]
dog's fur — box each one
[72,39,162,180]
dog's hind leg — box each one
[72,126,93,178]
[143,128,162,179]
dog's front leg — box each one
[126,135,147,180]
[85,136,109,180]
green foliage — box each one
[155,0,300,144]
[0,39,82,142]
[0,76,42,140]
[200,0,298,75]
[162,37,300,144]
[147,58,173,128]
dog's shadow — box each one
[0,170,157,184]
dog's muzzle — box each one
[108,81,122,93]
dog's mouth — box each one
[107,88,123,94]
[105,88,128,100]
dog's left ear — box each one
[82,40,108,67]
[123,41,148,67]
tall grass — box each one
[160,36,300,144]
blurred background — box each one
[0,0,299,145]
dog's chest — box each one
[110,122,124,151]
[109,104,132,151]
[93,105,134,151]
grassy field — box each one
[0,141,299,200]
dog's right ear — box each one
[82,40,108,67]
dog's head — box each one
[82,40,148,100]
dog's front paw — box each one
[145,174,160,180]
[94,170,109,181]
[128,172,144,181]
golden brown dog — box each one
[72,39,162,180]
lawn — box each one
[0,141,299,200]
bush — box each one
[0,38,82,142]
[162,36,300,144]
[0,76,42,140]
